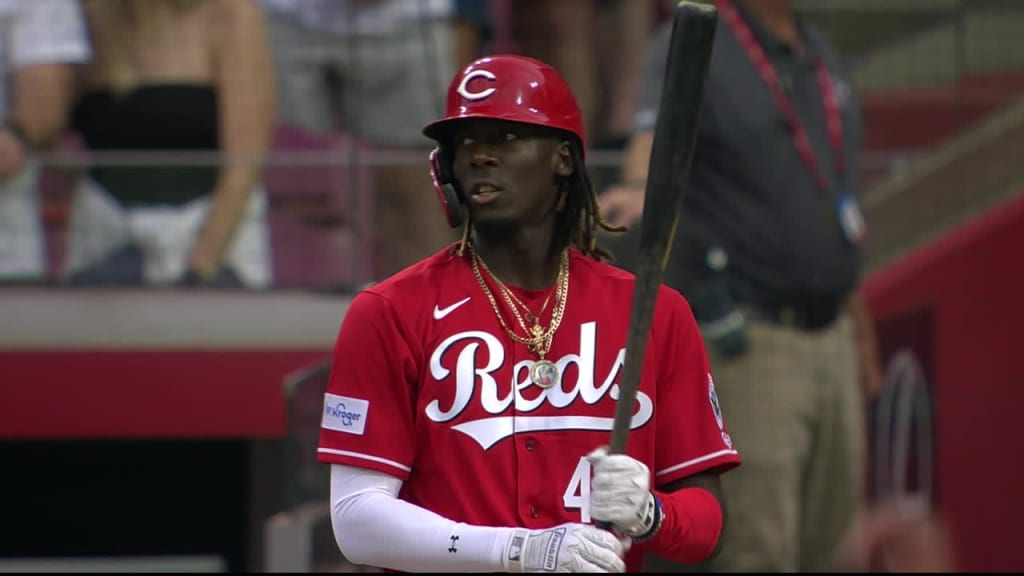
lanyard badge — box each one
[836,192,866,245]
[717,0,866,245]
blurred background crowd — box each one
[0,0,1021,292]
[0,0,678,288]
[1,0,1022,573]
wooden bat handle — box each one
[606,0,718,455]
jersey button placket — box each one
[518,433,543,523]
[513,345,542,524]
[523,437,541,520]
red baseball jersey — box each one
[318,246,741,571]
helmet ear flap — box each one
[429,146,464,228]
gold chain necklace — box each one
[480,260,557,331]
[469,244,570,388]
[471,246,568,349]
[506,286,555,327]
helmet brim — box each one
[423,114,581,147]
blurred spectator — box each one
[62,0,275,289]
[0,0,90,283]
[262,0,488,278]
[452,0,494,67]
[600,0,882,571]
[511,0,655,149]
[834,496,955,572]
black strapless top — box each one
[72,84,220,207]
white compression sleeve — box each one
[330,463,515,572]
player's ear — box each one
[554,141,574,177]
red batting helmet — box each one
[423,55,585,228]
[423,54,586,145]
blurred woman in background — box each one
[63,0,275,289]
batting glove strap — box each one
[630,494,664,544]
[504,528,530,573]
[502,524,627,573]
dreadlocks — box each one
[554,141,626,262]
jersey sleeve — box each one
[12,0,91,68]
[652,287,741,488]
[317,290,421,481]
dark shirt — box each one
[633,5,863,309]
[72,84,220,208]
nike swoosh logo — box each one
[433,297,471,320]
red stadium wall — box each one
[863,190,1024,572]
[0,350,328,439]
[861,72,1024,152]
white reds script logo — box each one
[457,69,497,101]
[426,321,654,449]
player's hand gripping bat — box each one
[607,0,718,455]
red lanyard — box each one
[716,0,845,194]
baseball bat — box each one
[607,0,718,455]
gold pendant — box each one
[530,359,559,389]
[530,324,543,338]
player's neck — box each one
[470,229,562,291]
[737,0,803,54]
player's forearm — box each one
[645,486,724,564]
[334,493,511,572]
[330,464,511,572]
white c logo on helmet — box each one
[457,70,497,101]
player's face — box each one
[451,119,572,231]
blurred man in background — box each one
[262,0,490,279]
[600,0,882,571]
[0,0,91,283]
[512,0,654,151]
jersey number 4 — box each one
[563,458,592,523]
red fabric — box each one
[645,486,723,565]
[317,246,740,572]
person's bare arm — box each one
[187,0,275,279]
[846,288,883,401]
[0,63,77,179]
[835,496,954,572]
[597,130,654,228]
[10,62,77,148]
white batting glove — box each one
[587,447,662,541]
[502,522,627,573]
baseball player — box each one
[317,54,741,572]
